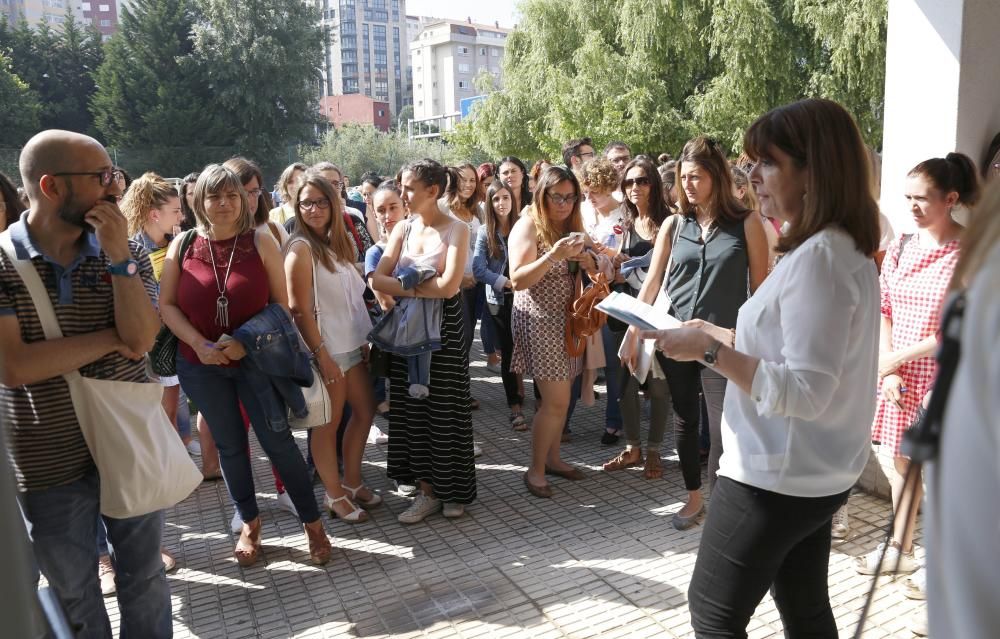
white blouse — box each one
[718,227,880,497]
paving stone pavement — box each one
[107,338,925,638]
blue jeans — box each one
[20,469,171,639]
[177,357,320,524]
[601,324,624,431]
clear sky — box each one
[405,0,520,28]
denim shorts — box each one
[331,347,365,373]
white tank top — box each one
[290,239,372,355]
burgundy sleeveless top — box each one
[177,231,269,365]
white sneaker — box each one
[185,440,202,456]
[230,510,243,534]
[903,567,927,600]
[396,483,417,497]
[831,503,850,539]
[908,608,929,636]
[856,541,919,575]
[276,491,298,517]
[98,554,116,596]
[473,443,483,458]
[367,425,389,445]
[397,493,441,524]
[443,503,465,518]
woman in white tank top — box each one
[285,173,379,523]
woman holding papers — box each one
[641,99,880,637]
[620,137,769,530]
[601,158,673,479]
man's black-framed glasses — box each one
[52,169,124,187]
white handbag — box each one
[0,231,202,519]
[287,249,332,429]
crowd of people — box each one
[1,96,998,639]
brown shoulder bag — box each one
[565,269,611,357]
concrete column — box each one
[879,0,1000,234]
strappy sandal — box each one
[603,448,642,472]
[304,520,332,565]
[342,483,383,509]
[510,412,529,431]
[324,494,369,523]
[643,453,663,480]
[233,517,262,567]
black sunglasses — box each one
[622,177,651,189]
[52,169,124,187]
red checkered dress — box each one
[872,235,959,455]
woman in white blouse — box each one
[641,98,881,637]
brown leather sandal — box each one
[603,448,642,472]
[233,517,262,567]
[643,453,663,480]
[304,520,332,565]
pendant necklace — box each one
[208,234,239,328]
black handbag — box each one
[148,230,197,377]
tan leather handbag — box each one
[565,269,611,357]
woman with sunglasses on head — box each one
[285,173,379,523]
[510,166,609,498]
[621,136,769,530]
[641,99,881,637]
[160,164,332,566]
[370,159,476,523]
[602,158,674,479]
[474,179,526,430]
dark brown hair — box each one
[483,179,518,259]
[743,98,880,256]
[223,156,273,226]
[445,163,482,221]
[618,158,670,231]
[675,136,750,225]
[908,153,980,206]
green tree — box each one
[92,0,232,155]
[192,0,324,162]
[0,50,41,145]
[0,13,103,133]
[301,124,470,183]
[451,0,887,159]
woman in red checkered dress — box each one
[854,153,979,577]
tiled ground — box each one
[107,341,925,638]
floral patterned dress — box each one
[511,242,583,381]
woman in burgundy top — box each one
[160,164,331,566]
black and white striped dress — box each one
[387,293,477,504]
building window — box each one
[99,18,111,26]
[479,47,486,56]
[491,48,499,57]
[458,46,469,55]
[81,2,91,9]
[458,63,470,73]
[98,3,108,10]
[378,109,385,117]
[458,80,467,89]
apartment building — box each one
[409,18,510,122]
[2,0,77,26]
[317,0,410,116]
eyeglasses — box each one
[298,199,331,210]
[578,151,595,160]
[246,188,263,199]
[52,169,124,187]
[623,177,651,189]
[545,192,578,206]
[328,180,343,190]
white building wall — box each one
[880,0,1000,233]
